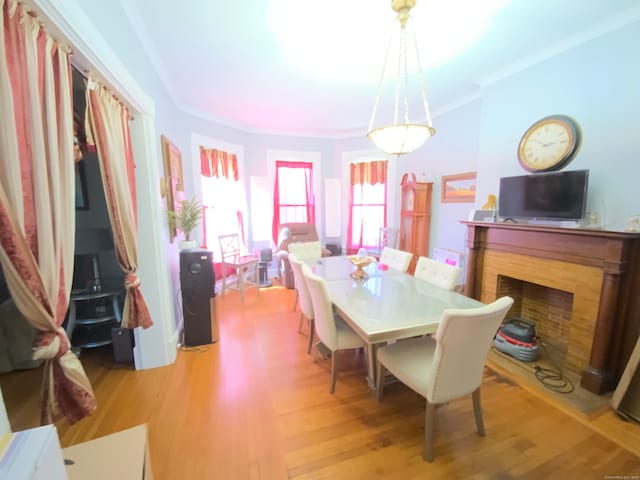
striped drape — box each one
[200,147,239,180]
[0,0,95,424]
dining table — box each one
[305,255,484,388]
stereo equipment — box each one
[111,327,134,363]
[179,250,216,346]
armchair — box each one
[276,223,331,289]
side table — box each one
[65,290,122,351]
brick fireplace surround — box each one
[463,221,640,394]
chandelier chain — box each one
[367,17,398,133]
[408,16,433,127]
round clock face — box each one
[518,115,581,172]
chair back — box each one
[288,254,314,319]
[302,264,338,350]
[414,256,461,291]
[288,241,322,260]
[379,247,413,272]
[425,296,513,404]
[218,233,241,261]
[379,227,398,251]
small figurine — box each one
[482,194,497,211]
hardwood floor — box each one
[2,284,639,479]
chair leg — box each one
[472,387,485,437]
[239,267,245,303]
[375,361,386,401]
[293,289,298,312]
[423,400,436,462]
[221,265,227,296]
[306,318,315,354]
[329,350,337,394]
[297,312,305,335]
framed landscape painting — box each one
[441,172,477,203]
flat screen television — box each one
[498,170,589,221]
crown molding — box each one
[30,0,154,116]
[478,6,640,88]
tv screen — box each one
[498,170,589,221]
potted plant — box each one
[168,195,203,250]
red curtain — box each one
[271,160,315,244]
[346,161,388,254]
[0,0,95,424]
[200,147,238,180]
[85,79,153,329]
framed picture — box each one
[75,160,89,210]
[441,172,477,203]
[161,135,185,242]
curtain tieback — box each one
[33,327,71,360]
[125,273,141,290]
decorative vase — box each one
[179,239,197,250]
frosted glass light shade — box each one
[367,124,436,156]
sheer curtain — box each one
[200,147,248,263]
[347,161,388,254]
[85,77,153,329]
[0,0,95,424]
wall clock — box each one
[517,114,581,172]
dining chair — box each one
[414,256,461,291]
[288,241,323,311]
[288,253,316,353]
[302,264,366,393]
[379,246,413,273]
[375,296,514,462]
[218,233,259,303]
[369,227,399,258]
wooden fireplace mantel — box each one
[462,221,640,394]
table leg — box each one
[366,343,379,389]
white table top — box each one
[304,255,404,281]
[324,270,483,344]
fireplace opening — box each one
[497,275,576,372]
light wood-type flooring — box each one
[2,284,639,479]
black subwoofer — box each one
[180,250,216,346]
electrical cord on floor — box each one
[490,337,575,394]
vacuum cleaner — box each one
[494,318,540,362]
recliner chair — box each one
[276,223,331,289]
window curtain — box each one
[271,160,315,245]
[200,147,247,264]
[346,161,388,254]
[85,77,152,330]
[0,0,95,424]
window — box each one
[200,147,248,263]
[347,160,388,254]
[272,161,315,243]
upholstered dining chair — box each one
[288,253,316,353]
[218,233,259,303]
[288,241,323,311]
[302,264,366,393]
[414,256,462,291]
[375,296,514,462]
[368,227,399,259]
[379,247,413,273]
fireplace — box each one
[464,221,640,394]
[497,275,575,371]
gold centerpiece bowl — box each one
[347,255,377,280]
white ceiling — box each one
[121,0,640,138]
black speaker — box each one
[180,250,215,346]
[111,327,134,363]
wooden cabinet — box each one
[399,173,433,273]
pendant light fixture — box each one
[367,0,435,156]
